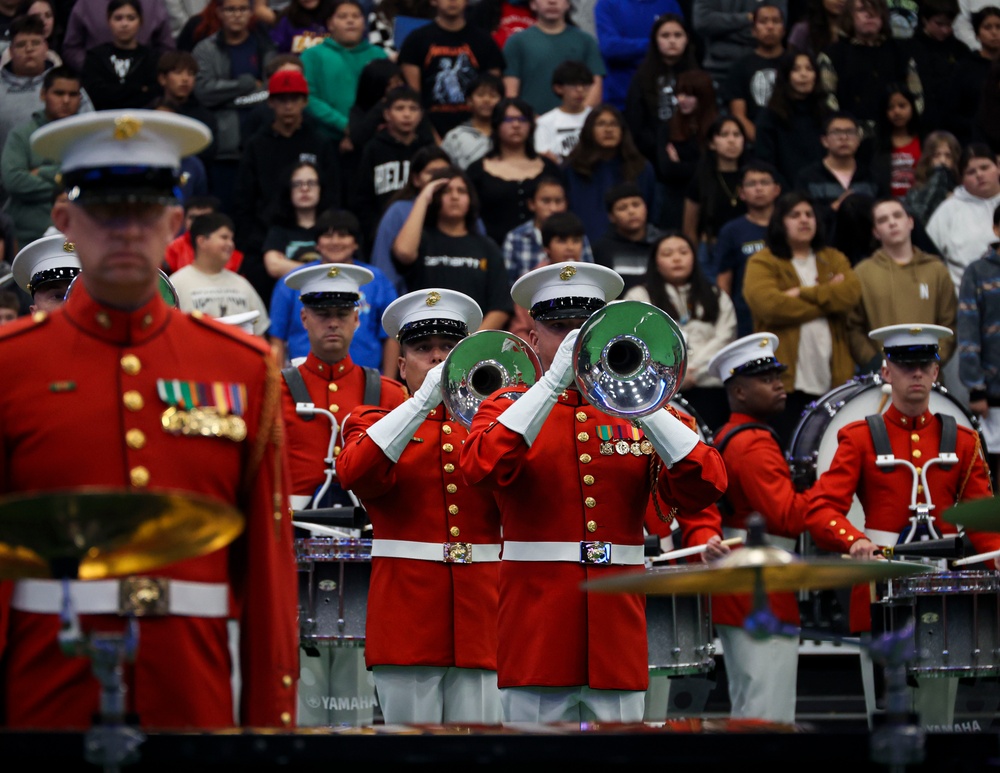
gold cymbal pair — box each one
[0,488,244,580]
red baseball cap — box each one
[269,69,308,96]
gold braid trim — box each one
[650,456,677,524]
[245,353,285,537]
[957,432,992,501]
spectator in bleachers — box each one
[752,47,828,190]
[503,0,604,115]
[1,64,86,247]
[369,144,453,293]
[953,0,997,50]
[81,0,160,111]
[0,15,92,170]
[466,97,562,246]
[721,2,785,146]
[302,0,386,146]
[193,0,276,214]
[270,0,330,53]
[870,82,922,201]
[563,102,655,246]
[533,59,594,164]
[816,0,923,166]
[156,50,219,164]
[787,0,845,56]
[391,165,512,329]
[591,179,665,289]
[165,0,209,40]
[353,84,435,246]
[656,67,717,228]
[682,114,748,280]
[366,0,435,58]
[61,0,173,73]
[177,0,222,51]
[943,4,1000,144]
[903,129,962,227]
[233,68,341,302]
[594,0,682,111]
[440,71,504,169]
[1,0,63,65]
[692,0,788,89]
[164,194,245,274]
[910,0,970,134]
[398,0,504,140]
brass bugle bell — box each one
[573,300,687,419]
[442,329,542,429]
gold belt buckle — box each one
[581,541,611,565]
[118,577,170,616]
[443,542,473,563]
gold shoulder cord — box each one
[957,432,991,501]
[650,457,676,524]
[246,354,286,538]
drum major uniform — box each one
[0,110,298,730]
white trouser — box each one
[372,665,502,725]
[501,685,645,724]
[716,624,799,724]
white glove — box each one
[636,407,700,467]
[366,362,444,462]
[498,329,579,446]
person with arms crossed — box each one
[0,109,298,730]
[460,261,728,724]
[336,288,504,724]
[806,323,1000,728]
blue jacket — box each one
[958,246,1000,404]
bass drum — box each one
[787,373,979,533]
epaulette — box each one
[0,310,50,341]
[188,310,270,355]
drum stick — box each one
[652,536,744,563]
[952,547,1000,567]
[292,520,355,539]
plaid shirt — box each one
[502,219,594,287]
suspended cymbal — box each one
[0,488,245,580]
[584,545,934,595]
[942,496,999,533]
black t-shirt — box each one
[398,21,505,136]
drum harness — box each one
[711,423,798,553]
[865,412,958,548]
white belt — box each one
[723,527,797,553]
[12,578,230,618]
[371,539,501,563]
[865,529,900,548]
[502,540,645,566]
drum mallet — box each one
[952,547,1000,567]
[652,536,744,563]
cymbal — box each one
[942,496,999,533]
[0,488,245,580]
[584,545,934,595]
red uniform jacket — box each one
[460,389,727,692]
[0,287,297,730]
[337,403,502,670]
[711,413,811,628]
[280,352,407,497]
[806,404,998,632]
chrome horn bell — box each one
[574,300,687,418]
[442,329,542,429]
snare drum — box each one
[878,570,1000,678]
[296,537,372,642]
[788,374,978,532]
[647,583,715,675]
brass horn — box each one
[573,300,687,419]
[442,329,542,429]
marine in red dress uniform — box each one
[460,263,727,723]
[278,263,407,502]
[0,110,298,730]
[337,289,503,724]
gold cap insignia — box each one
[760,338,768,347]
[426,291,441,306]
[326,266,340,277]
[62,241,75,252]
[113,115,142,141]
[559,265,577,281]
[910,326,922,334]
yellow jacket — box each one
[742,246,862,394]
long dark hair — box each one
[766,191,826,258]
[875,82,922,152]
[426,165,480,233]
[285,0,332,28]
[632,13,698,119]
[566,104,648,180]
[803,0,844,54]
[642,231,721,323]
[766,47,829,129]
[666,69,718,146]
[486,97,538,158]
[387,145,452,206]
[692,116,748,239]
[270,161,337,228]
